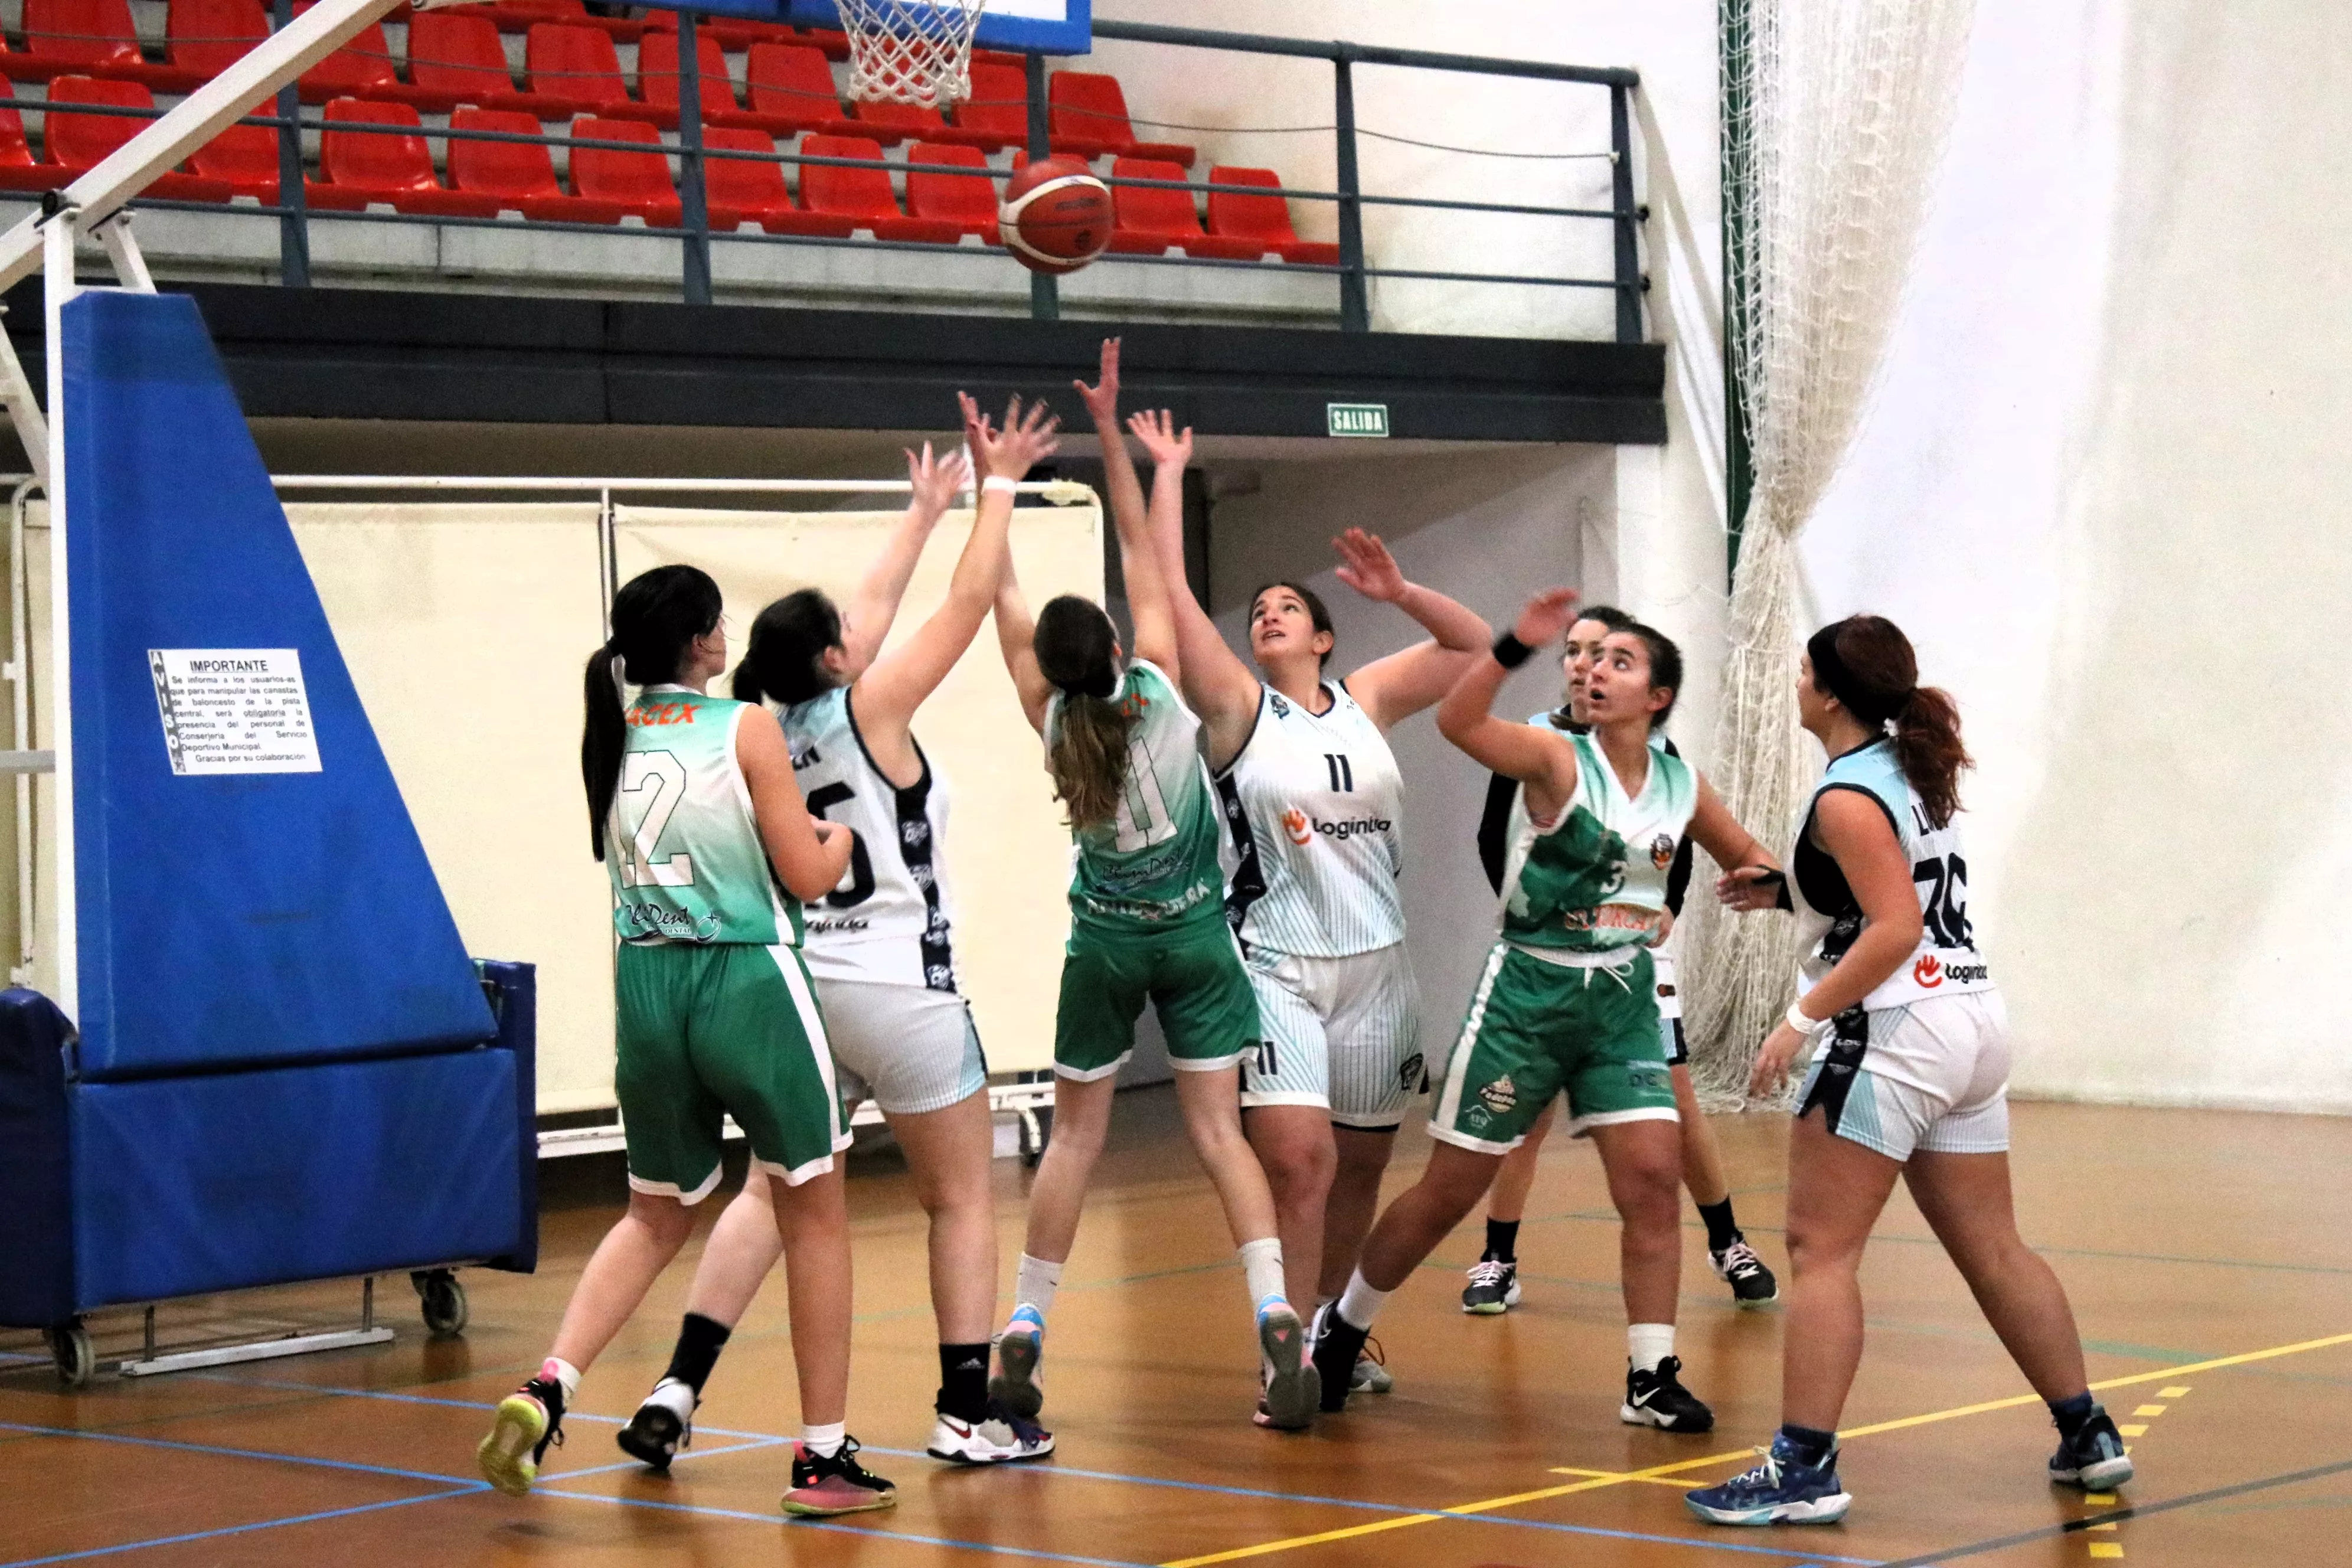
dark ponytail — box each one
[583,564,724,858]
[732,587,844,707]
[1807,614,1971,828]
[1034,594,1132,830]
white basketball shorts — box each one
[818,978,988,1118]
[1238,942,1423,1129]
[1797,988,2011,1162]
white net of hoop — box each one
[836,0,986,107]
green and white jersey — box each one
[1498,729,1696,956]
[606,684,798,947]
[1047,659,1224,933]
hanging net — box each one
[1683,0,1977,1110]
[835,0,987,107]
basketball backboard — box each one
[664,0,1093,54]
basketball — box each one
[999,156,1115,276]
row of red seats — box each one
[1,0,1182,161]
[0,79,1337,263]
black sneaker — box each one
[2050,1406,2135,1490]
[1621,1356,1714,1433]
[782,1436,897,1517]
[478,1374,566,1496]
[617,1379,695,1471]
[1461,1255,1521,1315]
[1709,1239,1779,1308]
[1308,1302,1369,1414]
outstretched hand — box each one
[1074,337,1121,426]
[1332,528,1407,603]
[905,440,970,520]
[1747,1021,1808,1099]
[1126,407,1193,468]
[959,391,1062,484]
[1511,587,1581,649]
[1716,864,1785,913]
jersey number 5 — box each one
[805,782,879,908]
[618,751,692,888]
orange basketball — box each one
[999,156,1113,276]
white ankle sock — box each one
[1335,1270,1390,1331]
[646,1376,695,1420]
[802,1420,846,1458]
[1628,1322,1675,1373]
[1238,1237,1287,1313]
[1014,1253,1063,1325]
[542,1357,582,1403]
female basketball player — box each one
[986,394,1315,1432]
[1312,590,1776,1434]
[1462,607,1777,1315]
[1083,342,1489,1403]
[615,405,1060,1473]
[1687,616,2132,1527]
[478,564,893,1518]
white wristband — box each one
[981,475,1020,497]
[1786,1002,1834,1039]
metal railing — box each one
[1,12,1647,339]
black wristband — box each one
[1491,632,1535,669]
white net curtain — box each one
[1685,0,1978,1107]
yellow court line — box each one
[1547,1465,1700,1489]
[1155,1329,2352,1568]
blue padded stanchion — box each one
[60,289,492,1079]
[0,991,75,1327]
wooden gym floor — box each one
[5,1090,2349,1567]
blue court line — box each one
[0,1419,478,1486]
[0,1485,485,1568]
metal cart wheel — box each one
[46,1321,94,1387]
[412,1270,468,1337]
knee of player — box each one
[1254,1126,1338,1195]
[629,1192,700,1248]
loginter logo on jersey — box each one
[1282,806,1312,845]
[1916,954,1989,988]
[1915,955,1942,988]
[1284,805,1393,845]
[1650,833,1675,870]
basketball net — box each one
[835,0,986,108]
[1682,0,1976,1111]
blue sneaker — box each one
[1686,1435,1852,1526]
[2050,1407,2134,1490]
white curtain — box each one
[1685,0,1978,1105]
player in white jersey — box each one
[616,400,1063,1472]
[1688,615,2132,1528]
[1077,343,1489,1397]
[1462,607,1778,1315]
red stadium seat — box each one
[1108,156,1261,260]
[407,12,569,116]
[566,115,680,225]
[797,133,959,244]
[1205,165,1341,266]
[0,90,65,189]
[1050,71,1193,166]
[635,28,738,126]
[166,0,265,81]
[847,98,943,148]
[524,22,633,115]
[288,3,419,107]
[319,97,502,215]
[442,1,641,42]
[639,8,795,50]
[741,43,855,136]
[903,138,997,242]
[184,116,372,208]
[701,125,851,236]
[445,104,627,222]
[949,60,1027,152]
[19,0,205,90]
[26,77,234,198]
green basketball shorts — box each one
[1429,942,1677,1154]
[1053,913,1263,1082]
[614,939,851,1201]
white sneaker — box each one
[1348,1341,1394,1395]
[926,1400,1056,1464]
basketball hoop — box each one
[835,0,987,109]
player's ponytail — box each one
[1034,594,1132,830]
[733,588,843,707]
[583,564,724,858]
[1807,614,1972,828]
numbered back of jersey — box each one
[607,691,785,946]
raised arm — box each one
[1332,528,1492,729]
[992,555,1052,736]
[1105,426,1178,682]
[734,703,857,900]
[841,441,965,669]
[1436,588,1582,818]
[1685,775,1779,881]
[1123,407,1261,766]
[855,393,1059,745]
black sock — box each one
[1697,1198,1740,1254]
[1484,1217,1521,1263]
[664,1312,732,1394]
[938,1341,991,1423]
[1779,1422,1837,1469]
[2049,1390,2097,1440]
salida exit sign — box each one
[1327,403,1390,438]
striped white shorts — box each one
[1238,942,1423,1129]
[819,978,988,1118]
[1798,989,2011,1162]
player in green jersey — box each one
[1312,587,1778,1435]
[478,563,894,1519]
[985,398,1317,1433]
